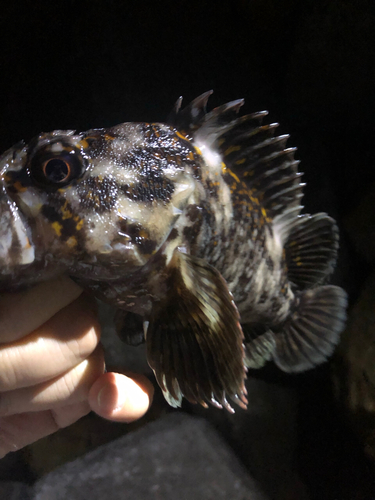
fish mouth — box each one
[0,186,35,273]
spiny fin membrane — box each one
[274,285,347,372]
[146,250,247,412]
[169,91,304,220]
[215,122,304,220]
[285,213,339,289]
[167,90,213,133]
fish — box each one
[0,91,347,412]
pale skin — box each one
[0,276,154,458]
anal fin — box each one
[243,326,276,369]
[146,251,247,412]
[274,285,347,372]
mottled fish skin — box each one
[0,92,347,411]
[0,124,200,291]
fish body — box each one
[0,92,347,411]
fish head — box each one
[0,123,201,282]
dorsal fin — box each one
[167,90,213,132]
[169,91,305,220]
[217,119,304,218]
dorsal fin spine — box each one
[171,91,305,222]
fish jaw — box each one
[0,183,35,274]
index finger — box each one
[0,276,83,343]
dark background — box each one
[0,1,375,498]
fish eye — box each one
[42,158,71,183]
[28,142,86,189]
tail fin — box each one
[273,285,347,372]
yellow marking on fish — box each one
[194,145,203,156]
[227,168,240,183]
[294,255,302,267]
[221,162,227,174]
[52,221,63,236]
[261,207,267,218]
[104,133,116,141]
[66,236,77,248]
[13,181,27,192]
[187,151,195,161]
[78,139,89,149]
[25,238,32,249]
[76,219,84,231]
[61,201,73,220]
[224,145,241,156]
[58,186,72,193]
[151,126,160,138]
[139,229,149,239]
[244,170,255,177]
[235,157,246,165]
[175,131,189,142]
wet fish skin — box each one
[0,92,347,411]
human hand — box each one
[0,276,154,458]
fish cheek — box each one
[146,250,247,412]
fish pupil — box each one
[44,158,70,183]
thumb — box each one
[88,371,154,423]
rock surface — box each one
[32,413,267,500]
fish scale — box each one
[0,92,347,412]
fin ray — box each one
[274,286,347,372]
[285,214,339,289]
[146,251,247,411]
[242,326,276,369]
[170,91,304,220]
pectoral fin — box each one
[146,251,247,412]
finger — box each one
[0,345,105,417]
[0,276,83,343]
[0,294,101,392]
[0,401,91,458]
[89,372,154,423]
